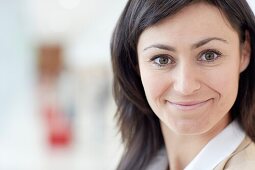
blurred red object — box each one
[37,44,73,147]
[44,105,72,146]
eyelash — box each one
[149,49,222,67]
[198,49,222,63]
[150,54,175,67]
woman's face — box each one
[137,3,250,135]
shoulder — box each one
[218,136,255,170]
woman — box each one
[111,0,255,169]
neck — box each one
[161,116,230,170]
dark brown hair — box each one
[111,0,255,169]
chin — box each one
[168,119,211,135]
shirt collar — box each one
[185,120,245,170]
[146,120,245,170]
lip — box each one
[168,99,211,111]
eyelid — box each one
[198,49,222,62]
[150,54,174,61]
[149,54,175,67]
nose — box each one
[173,63,201,95]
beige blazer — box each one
[214,136,255,170]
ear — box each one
[240,31,251,73]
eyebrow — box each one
[143,37,228,52]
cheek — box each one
[140,70,169,106]
[205,65,240,109]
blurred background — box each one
[0,0,127,169]
[0,0,254,170]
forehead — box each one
[137,2,239,50]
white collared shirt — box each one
[146,120,245,170]
[185,120,245,170]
